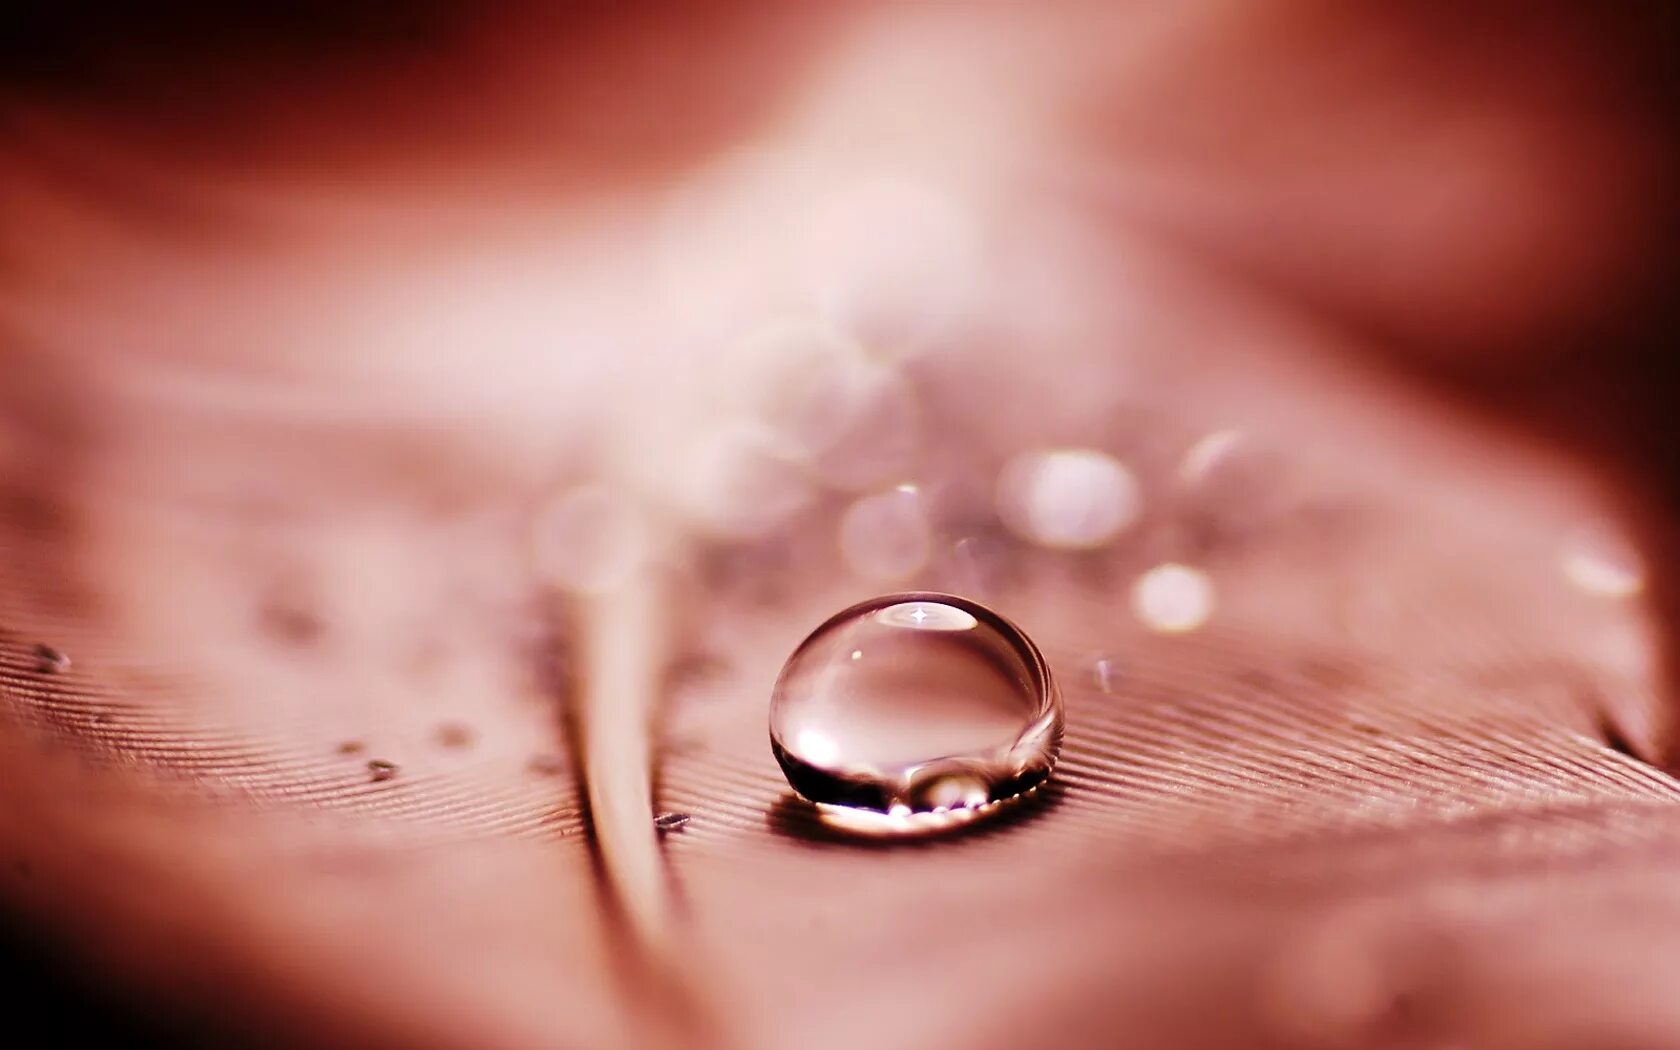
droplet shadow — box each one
[767,780,1064,849]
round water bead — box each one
[770,593,1062,835]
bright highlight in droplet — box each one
[873,600,977,631]
[794,728,842,768]
[1132,563,1214,633]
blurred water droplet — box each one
[1175,429,1296,550]
[1263,904,1452,1047]
[996,448,1140,550]
[336,740,366,756]
[943,534,1010,600]
[1561,528,1643,598]
[769,593,1061,836]
[680,420,812,538]
[737,317,923,491]
[1178,429,1247,485]
[31,644,69,675]
[533,483,648,594]
[839,485,932,582]
[795,176,982,356]
[366,760,399,783]
[654,812,692,834]
[1132,563,1214,633]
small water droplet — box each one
[32,644,69,675]
[366,759,398,783]
[1092,658,1118,694]
[769,592,1061,836]
[654,812,692,833]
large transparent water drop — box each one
[770,592,1061,835]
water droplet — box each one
[1131,563,1214,634]
[996,448,1140,550]
[654,812,692,834]
[1092,658,1119,694]
[336,740,366,756]
[769,592,1061,836]
[366,760,398,783]
[1174,430,1293,552]
[31,644,69,675]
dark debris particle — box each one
[259,600,324,646]
[366,759,398,783]
[1596,712,1641,759]
[336,740,366,756]
[1299,658,1362,691]
[433,722,475,749]
[527,754,565,776]
[654,812,691,834]
[31,644,69,675]
[663,653,729,698]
